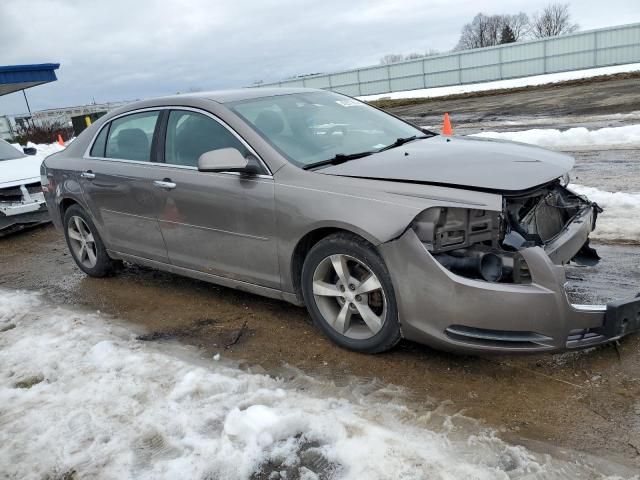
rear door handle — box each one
[80,170,95,179]
[153,179,176,190]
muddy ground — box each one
[2,225,640,468]
[2,75,640,469]
[375,72,640,131]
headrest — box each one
[254,110,284,136]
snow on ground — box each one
[570,184,640,244]
[10,140,67,162]
[0,290,632,480]
[359,63,640,102]
[470,125,640,149]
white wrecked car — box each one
[0,139,49,235]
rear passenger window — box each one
[105,111,159,161]
[90,125,108,157]
[164,110,249,167]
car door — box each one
[155,108,279,288]
[79,110,169,262]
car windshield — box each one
[0,139,24,161]
[228,91,424,167]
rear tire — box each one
[301,233,401,353]
[63,205,118,277]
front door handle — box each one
[153,179,177,190]
[80,170,95,179]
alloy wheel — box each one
[312,254,387,340]
[67,216,98,268]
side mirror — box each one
[243,154,263,175]
[198,148,248,173]
[23,147,37,155]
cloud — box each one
[0,0,638,115]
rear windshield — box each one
[0,140,24,161]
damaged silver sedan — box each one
[42,88,640,353]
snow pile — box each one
[10,140,67,162]
[470,125,640,149]
[570,184,640,244]
[0,290,631,479]
[360,63,640,101]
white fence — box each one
[257,22,640,97]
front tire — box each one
[63,205,118,277]
[301,233,401,353]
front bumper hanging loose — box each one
[379,228,640,354]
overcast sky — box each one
[1,0,639,115]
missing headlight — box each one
[412,207,500,252]
[412,207,530,283]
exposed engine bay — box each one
[412,180,601,283]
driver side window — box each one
[164,110,249,167]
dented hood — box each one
[318,136,574,192]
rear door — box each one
[79,110,169,262]
[155,108,279,288]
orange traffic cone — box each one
[442,113,453,136]
[57,134,65,146]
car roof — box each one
[89,87,341,138]
[160,87,327,104]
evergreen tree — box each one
[500,24,516,44]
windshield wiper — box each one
[376,134,431,153]
[302,151,375,170]
[302,131,436,170]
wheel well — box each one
[59,198,79,221]
[291,227,373,301]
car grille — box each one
[0,182,42,202]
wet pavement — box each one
[569,148,640,193]
[566,244,640,304]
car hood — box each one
[317,136,574,192]
[0,155,42,189]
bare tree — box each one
[485,15,503,46]
[405,52,424,60]
[379,54,405,65]
[380,50,440,64]
[530,3,579,38]
[405,50,441,60]
[502,12,530,40]
[455,13,504,50]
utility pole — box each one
[22,89,32,116]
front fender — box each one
[274,164,502,293]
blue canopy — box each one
[0,63,60,96]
